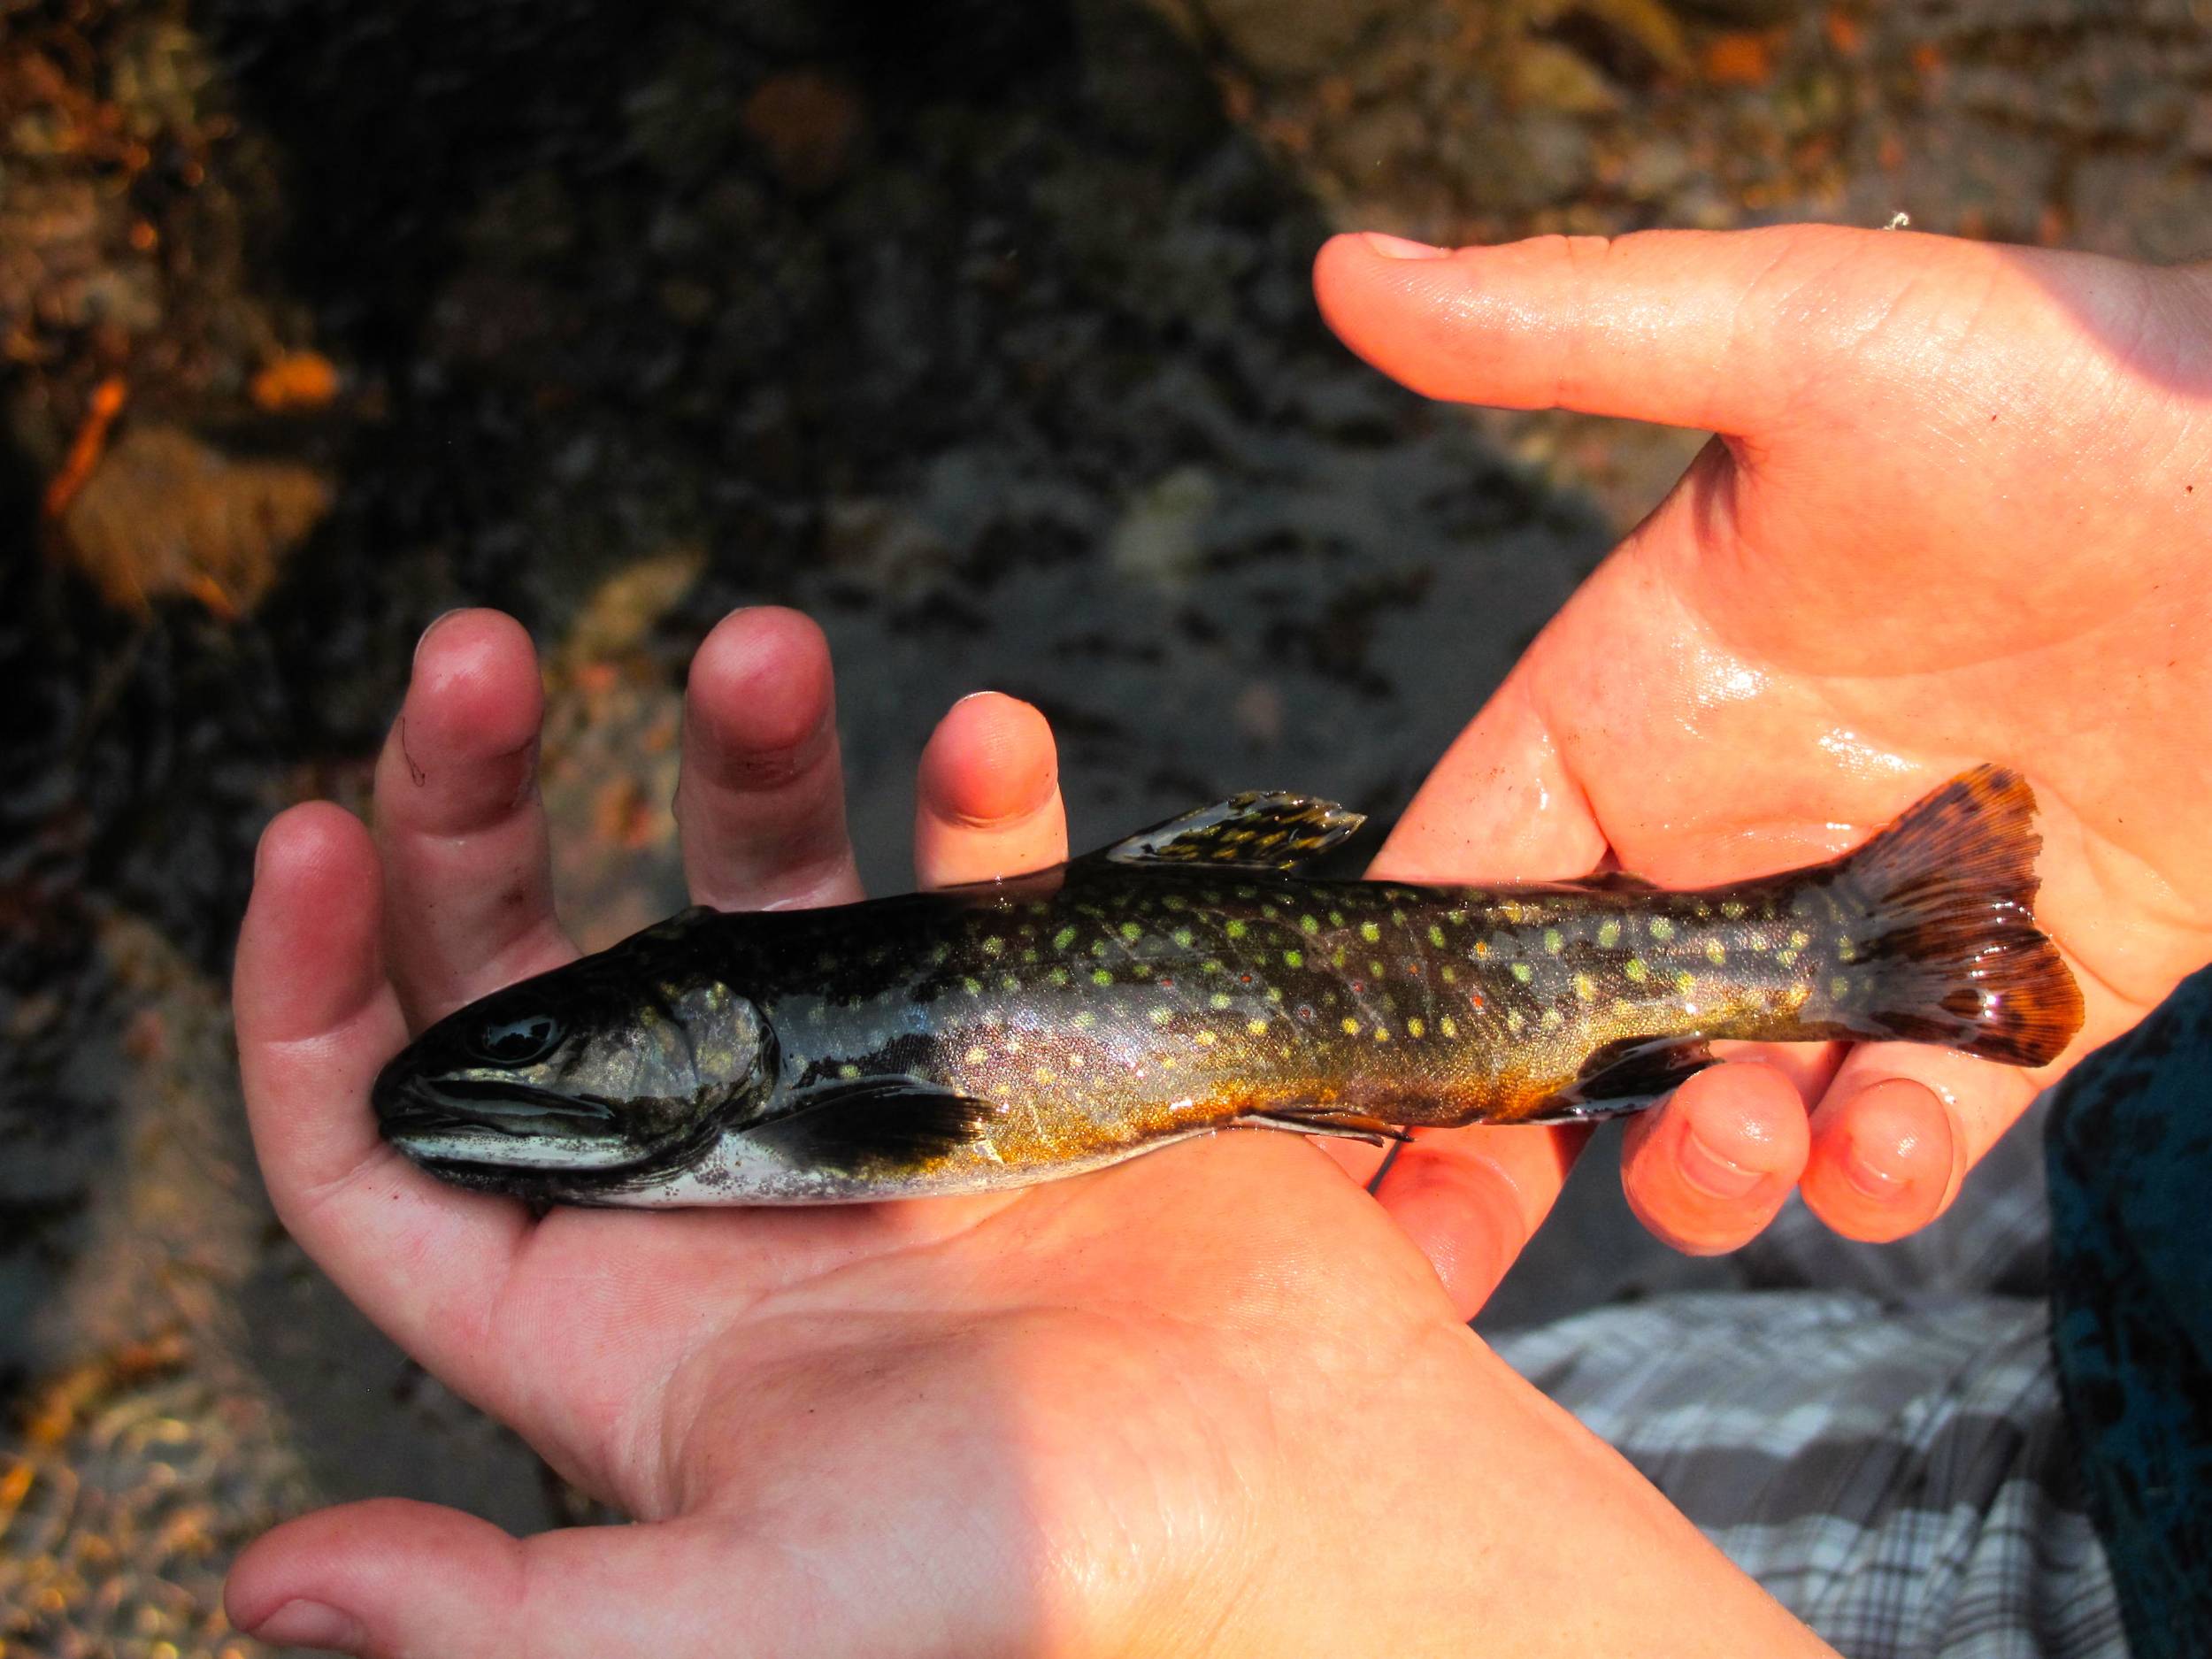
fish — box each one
[372,764,2084,1205]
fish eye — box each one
[474,1013,563,1065]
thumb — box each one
[226,1500,769,1658]
[1313,222,1927,441]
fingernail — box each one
[413,608,465,665]
[250,1599,365,1651]
[1843,1132,1907,1201]
[1679,1127,1765,1200]
[1362,231,1451,260]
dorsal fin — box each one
[1088,793,1364,872]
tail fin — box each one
[1831,765,2083,1066]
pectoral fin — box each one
[749,1078,1001,1173]
[1088,793,1364,872]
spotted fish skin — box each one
[376,771,2083,1205]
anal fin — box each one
[1536,1037,1717,1123]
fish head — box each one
[372,933,771,1185]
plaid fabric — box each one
[1488,1089,2131,1659]
[1493,1291,2125,1659]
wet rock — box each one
[741,68,868,195]
[1504,38,1623,114]
[1108,465,1218,596]
[1192,0,1403,80]
[2070,153,2212,264]
[59,426,333,618]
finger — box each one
[1369,1124,1589,1320]
[1799,1044,2015,1241]
[1312,222,1922,440]
[677,607,863,911]
[1618,1061,1811,1256]
[227,1500,770,1659]
[374,610,572,1026]
[1369,672,1609,887]
[236,804,526,1400]
[914,692,1068,888]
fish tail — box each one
[1819,765,2083,1065]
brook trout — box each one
[373,764,2082,1204]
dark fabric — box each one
[2047,963,2212,1659]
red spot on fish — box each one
[1468,990,1485,1010]
[1158,976,1174,988]
[1351,981,1365,994]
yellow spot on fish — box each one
[1573,972,1596,1002]
[1341,1017,1361,1035]
[1649,917,1675,942]
[1598,918,1622,948]
[1511,963,1533,984]
[1721,901,1747,921]
[1073,1010,1096,1029]
[1440,1015,1459,1038]
[1704,939,1727,966]
[1790,930,1810,949]
[1210,992,1232,1010]
[1543,928,1563,954]
[1625,957,1649,983]
[1034,1067,1055,1086]
[1428,924,1447,948]
[963,1045,987,1064]
[1359,920,1380,942]
[1048,967,1071,987]
[1301,915,1320,934]
[1247,1018,1269,1035]
[1832,976,1851,1000]
[1369,960,1385,978]
[1204,960,1225,974]
[1329,910,1346,927]
[1171,926,1194,948]
[1093,969,1114,986]
[1054,926,1077,949]
[1285,949,1303,967]
[1506,1010,1525,1033]
[1776,949,1799,968]
[1120,920,1142,942]
[1408,1017,1425,1039]
[1091,940,1110,957]
[964,977,982,995]
[1502,901,1525,923]
[1440,964,1459,983]
[840,1064,862,1079]
[1226,919,1248,939]
[982,935,1004,956]
[1002,975,1019,992]
[1541,1008,1563,1030]
[1373,1025,1391,1042]
[1675,971,1696,993]
[1195,1030,1217,1047]
[1148,1006,1172,1025]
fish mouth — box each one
[373,1074,677,1172]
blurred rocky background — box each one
[4,0,2208,1652]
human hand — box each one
[1310,225,2212,1285]
[229,608,1835,1656]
